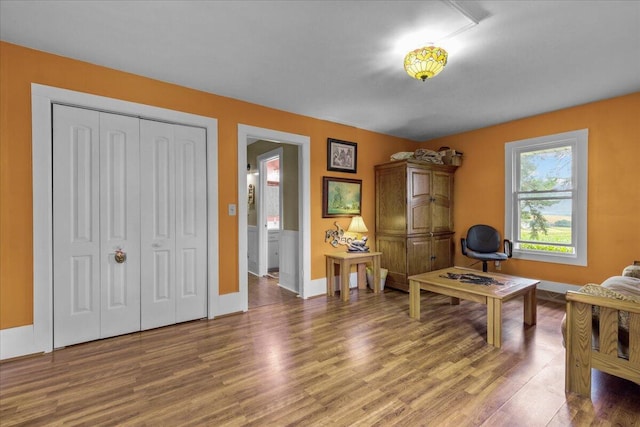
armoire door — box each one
[431,171,453,233]
[53,105,141,347]
[140,120,207,330]
[407,167,432,235]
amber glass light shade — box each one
[404,46,448,81]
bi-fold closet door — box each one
[140,120,207,330]
[53,104,207,348]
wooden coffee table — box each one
[409,266,539,348]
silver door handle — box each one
[152,243,161,248]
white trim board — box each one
[309,278,330,298]
[538,280,581,295]
[1,83,222,360]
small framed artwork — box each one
[322,176,362,218]
[327,138,357,173]
[247,184,255,206]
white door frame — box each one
[237,125,311,311]
[29,83,219,355]
[256,147,283,277]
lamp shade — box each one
[404,46,448,81]
[347,216,368,234]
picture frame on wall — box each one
[327,138,357,173]
[322,176,362,218]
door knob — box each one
[114,248,127,264]
[152,243,161,248]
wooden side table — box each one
[325,251,382,302]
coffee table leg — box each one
[409,280,420,319]
[487,298,502,348]
[524,288,537,325]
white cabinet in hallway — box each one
[267,230,280,270]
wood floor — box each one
[248,273,298,309]
[1,286,639,426]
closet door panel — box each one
[174,125,207,322]
[140,120,177,330]
[99,112,141,338]
[53,105,101,347]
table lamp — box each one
[347,216,369,252]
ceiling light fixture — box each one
[404,46,448,81]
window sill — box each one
[512,250,586,267]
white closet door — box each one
[99,112,141,338]
[140,120,207,329]
[140,120,176,329]
[174,125,207,322]
[54,107,206,344]
[54,106,142,347]
[53,105,101,347]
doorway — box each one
[248,146,292,309]
[237,125,311,313]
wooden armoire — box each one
[375,159,458,292]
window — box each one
[505,129,588,266]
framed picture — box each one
[322,176,362,218]
[327,138,357,173]
[247,184,255,206]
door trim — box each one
[31,83,219,354]
[238,125,311,311]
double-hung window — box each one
[505,129,588,266]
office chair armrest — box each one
[504,239,513,258]
[461,238,468,256]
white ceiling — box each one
[2,0,639,141]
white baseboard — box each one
[307,277,327,298]
[277,282,297,294]
[0,325,43,360]
[306,272,362,299]
[2,291,246,361]
[538,280,581,294]
[214,291,245,317]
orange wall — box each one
[3,41,638,330]
[422,92,640,286]
[0,42,416,329]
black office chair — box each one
[461,224,513,272]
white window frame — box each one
[505,129,588,266]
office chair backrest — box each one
[465,224,501,253]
